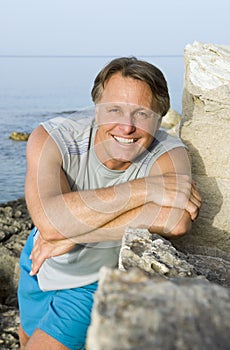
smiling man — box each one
[17,57,201,349]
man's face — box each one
[94,73,161,170]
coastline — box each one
[0,197,32,349]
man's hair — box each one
[91,56,170,116]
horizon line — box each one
[0,54,183,58]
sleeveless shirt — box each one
[36,108,185,291]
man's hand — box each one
[145,173,201,220]
[29,234,76,276]
[188,181,202,221]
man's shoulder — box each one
[143,129,186,163]
[41,106,96,136]
[153,129,185,149]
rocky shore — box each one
[0,198,229,349]
[0,198,33,349]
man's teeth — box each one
[113,136,136,144]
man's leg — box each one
[17,229,69,349]
[18,324,69,350]
[18,267,97,349]
[25,329,69,350]
[18,229,98,349]
[18,324,29,349]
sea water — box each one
[0,55,184,203]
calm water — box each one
[0,56,184,203]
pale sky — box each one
[0,0,229,56]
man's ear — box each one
[156,116,163,130]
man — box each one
[18,57,201,349]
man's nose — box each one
[118,113,136,133]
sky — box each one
[0,0,229,57]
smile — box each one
[113,135,137,144]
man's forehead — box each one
[96,101,158,114]
[100,73,158,112]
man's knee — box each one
[18,324,30,349]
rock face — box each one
[179,41,230,254]
[87,228,230,350]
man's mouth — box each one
[113,135,138,144]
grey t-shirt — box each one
[36,108,185,291]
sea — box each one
[0,55,184,203]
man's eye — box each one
[108,108,120,113]
[135,111,149,119]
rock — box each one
[0,305,20,349]
[0,250,18,306]
[0,198,32,349]
[161,108,181,135]
[87,227,230,349]
[87,267,230,350]
[179,41,230,254]
[119,228,197,278]
[9,132,30,141]
[119,227,230,287]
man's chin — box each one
[109,151,141,165]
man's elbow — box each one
[170,220,192,237]
[32,215,65,242]
[170,212,192,237]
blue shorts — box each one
[17,228,98,350]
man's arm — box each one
[25,125,147,241]
[72,146,198,239]
[25,125,199,242]
[27,126,201,275]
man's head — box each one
[91,56,170,117]
[92,57,170,170]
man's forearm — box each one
[40,199,190,245]
[30,172,195,242]
[29,201,192,276]
[26,126,200,244]
[72,202,191,243]
[32,176,149,241]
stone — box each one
[87,267,230,350]
[0,250,18,305]
[179,41,230,254]
[87,228,230,349]
[0,304,20,349]
[0,198,32,349]
[161,108,181,136]
[9,131,30,141]
[119,228,197,278]
[119,228,230,288]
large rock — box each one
[178,41,230,254]
[87,267,230,350]
[87,228,230,349]
[119,228,230,288]
[119,228,197,278]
